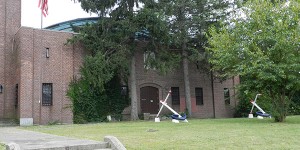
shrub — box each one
[67,76,129,124]
[234,84,272,118]
[288,92,300,115]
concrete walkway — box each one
[0,127,109,150]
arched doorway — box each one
[140,86,159,114]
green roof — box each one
[45,17,99,32]
[45,17,150,40]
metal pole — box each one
[156,90,171,118]
[250,101,266,114]
[250,94,261,113]
[41,10,43,29]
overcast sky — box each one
[21,0,97,28]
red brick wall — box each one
[16,27,84,124]
[0,0,5,118]
[213,77,238,118]
[133,48,239,118]
[0,0,21,119]
[1,0,239,124]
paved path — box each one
[0,127,109,150]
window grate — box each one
[42,83,53,106]
[171,87,180,105]
[195,87,203,105]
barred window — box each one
[224,88,230,105]
[42,83,53,106]
[171,87,180,105]
[195,87,203,105]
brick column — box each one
[0,0,5,118]
[19,28,34,126]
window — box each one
[195,87,203,105]
[0,84,3,93]
[42,83,53,106]
[15,84,18,108]
[46,48,49,58]
[171,87,180,105]
[224,88,230,105]
[144,51,155,69]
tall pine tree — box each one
[145,0,237,116]
[72,0,179,120]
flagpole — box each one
[41,9,43,29]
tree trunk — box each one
[182,49,192,117]
[271,88,287,122]
[177,3,192,117]
[130,54,139,120]
[276,90,287,122]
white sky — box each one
[21,0,97,28]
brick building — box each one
[0,0,239,125]
[0,0,84,125]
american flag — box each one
[38,0,48,17]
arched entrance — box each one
[140,86,159,114]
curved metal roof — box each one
[45,17,99,32]
[45,17,150,40]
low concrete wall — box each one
[104,136,126,150]
[6,142,20,150]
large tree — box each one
[207,0,300,122]
[72,0,179,120]
[73,0,143,120]
[148,0,237,116]
[71,0,237,120]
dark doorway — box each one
[140,86,159,114]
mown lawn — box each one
[16,116,300,150]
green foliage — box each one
[69,0,241,120]
[152,0,236,52]
[81,53,115,91]
[74,0,140,17]
[234,84,272,118]
[234,84,253,117]
[67,75,129,123]
[69,0,186,121]
[235,83,300,118]
[133,7,182,74]
[234,97,251,118]
[207,0,300,122]
[141,0,238,115]
[289,92,300,115]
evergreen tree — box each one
[71,0,178,120]
[145,0,237,116]
[70,0,237,120]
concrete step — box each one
[6,139,109,150]
[1,128,111,150]
[2,128,126,150]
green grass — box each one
[20,116,300,150]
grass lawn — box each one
[18,116,300,150]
